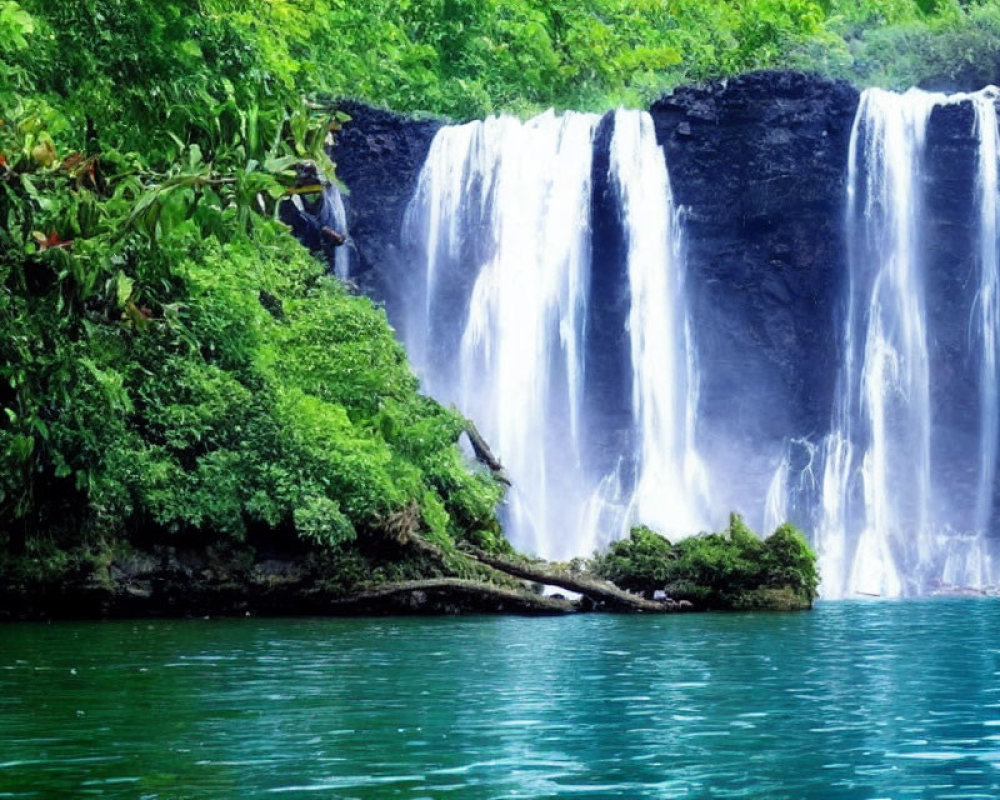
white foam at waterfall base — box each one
[403,108,711,561]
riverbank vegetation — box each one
[0,0,508,595]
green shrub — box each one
[591,514,820,611]
[0,3,505,566]
[589,524,675,591]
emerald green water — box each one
[1,601,999,799]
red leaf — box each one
[34,231,74,251]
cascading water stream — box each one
[404,110,600,559]
[817,88,936,599]
[403,108,710,560]
[810,87,999,598]
[286,183,351,278]
[610,111,710,539]
[973,90,1000,537]
[455,112,597,560]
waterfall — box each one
[455,111,597,560]
[404,110,600,560]
[821,87,935,599]
[814,88,999,598]
[400,90,1000,592]
[610,110,709,539]
[974,90,1000,535]
[763,453,790,538]
[403,108,710,560]
[327,184,351,280]
[286,183,351,279]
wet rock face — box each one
[332,102,441,322]
[586,111,637,477]
[651,71,860,451]
[919,100,990,521]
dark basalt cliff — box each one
[652,72,859,450]
[332,102,442,324]
[918,98,991,515]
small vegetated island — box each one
[3,0,986,618]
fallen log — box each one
[464,422,511,485]
[328,578,577,615]
[461,546,672,613]
[321,225,346,246]
[402,534,671,613]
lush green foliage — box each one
[289,0,1000,112]
[774,1,1000,90]
[0,0,503,576]
[591,515,820,610]
[8,0,998,138]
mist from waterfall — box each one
[403,108,709,560]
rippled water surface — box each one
[2,601,1000,799]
